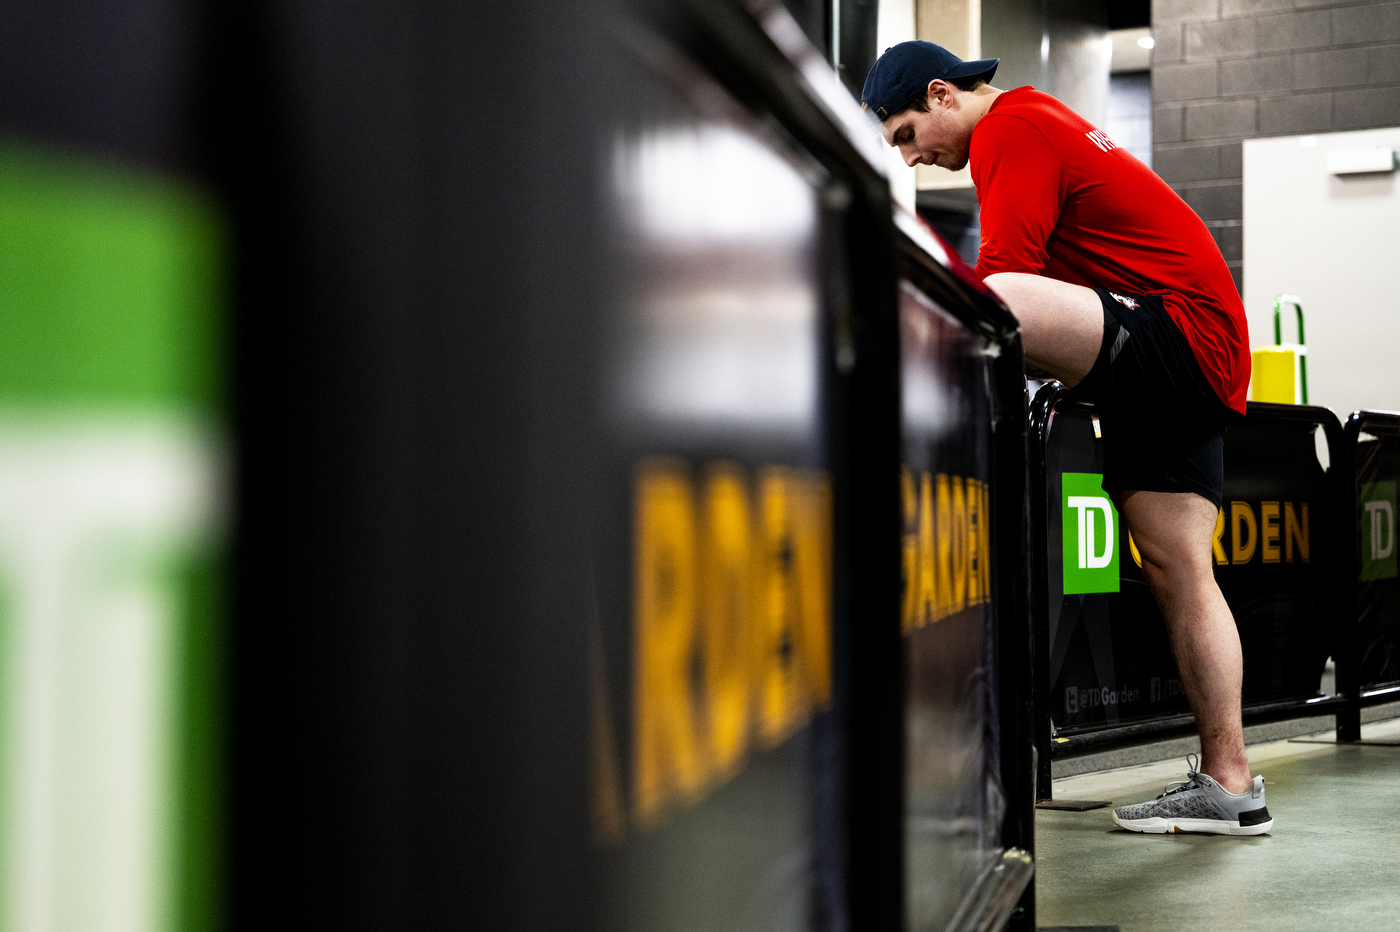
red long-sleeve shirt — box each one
[971,87,1249,413]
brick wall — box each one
[1151,0,1400,292]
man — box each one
[864,41,1271,835]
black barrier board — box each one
[1217,405,1341,711]
[224,0,1024,928]
[1345,412,1400,700]
[590,29,846,931]
[898,279,1001,930]
[587,10,1038,924]
[895,218,1035,932]
[1033,390,1340,765]
[585,7,918,928]
[1035,393,1185,735]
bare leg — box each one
[1120,490,1251,793]
[983,272,1102,387]
[985,271,1251,791]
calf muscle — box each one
[1122,490,1251,794]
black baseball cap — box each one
[861,41,999,120]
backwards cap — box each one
[861,40,999,119]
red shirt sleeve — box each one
[972,115,1069,280]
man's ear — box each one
[926,79,951,108]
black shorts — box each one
[1073,288,1240,509]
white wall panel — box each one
[1243,128,1400,418]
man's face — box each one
[880,81,972,171]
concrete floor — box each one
[1035,718,1400,932]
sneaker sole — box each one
[1111,813,1273,835]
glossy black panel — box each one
[591,29,836,932]
[1348,413,1400,692]
[898,280,1003,931]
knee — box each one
[1138,555,1171,593]
[1139,547,1215,598]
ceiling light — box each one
[1137,36,1155,49]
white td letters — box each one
[1068,495,1115,569]
[1366,499,1394,560]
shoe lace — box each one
[1156,753,1204,800]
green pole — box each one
[1273,294,1307,405]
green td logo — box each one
[1062,472,1120,594]
[1361,481,1397,581]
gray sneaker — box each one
[1111,755,1273,835]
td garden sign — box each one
[1360,480,1397,581]
[1062,473,1119,594]
[1039,403,1335,753]
[1061,472,1312,594]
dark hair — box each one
[896,76,986,115]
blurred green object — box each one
[0,142,222,408]
[0,140,225,932]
